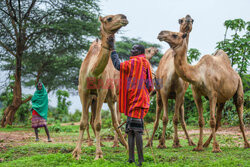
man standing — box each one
[108,37,154,166]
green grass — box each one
[0,126,30,132]
[0,124,249,167]
[0,143,249,167]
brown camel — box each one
[112,47,159,147]
[157,30,250,152]
[72,14,128,160]
[145,15,195,149]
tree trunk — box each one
[1,54,22,127]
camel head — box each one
[158,31,187,49]
[99,14,128,35]
[179,15,194,33]
[145,47,158,60]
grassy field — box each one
[0,123,249,167]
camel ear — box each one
[99,16,104,22]
[182,33,187,39]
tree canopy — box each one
[115,36,163,66]
[0,0,101,126]
[216,19,249,77]
[0,0,101,92]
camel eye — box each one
[179,19,183,24]
[192,19,194,23]
[172,34,178,38]
[107,17,112,22]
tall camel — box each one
[146,15,195,149]
[112,47,159,147]
[72,14,128,160]
[157,30,250,152]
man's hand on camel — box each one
[107,36,115,51]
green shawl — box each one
[31,83,48,120]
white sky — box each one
[1,0,249,112]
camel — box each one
[112,47,159,147]
[83,47,159,147]
[145,15,195,149]
[157,30,250,152]
[72,14,129,160]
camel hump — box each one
[213,49,231,65]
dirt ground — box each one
[1,125,249,151]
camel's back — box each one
[195,53,240,102]
[213,49,231,65]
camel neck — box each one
[173,39,199,85]
[91,29,113,77]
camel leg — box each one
[158,94,168,149]
[89,100,105,147]
[179,104,196,146]
[86,124,93,146]
[108,99,128,149]
[233,82,250,148]
[86,102,93,146]
[145,92,163,147]
[113,101,121,147]
[208,93,221,153]
[192,89,204,151]
[173,94,182,148]
[235,104,250,148]
[90,100,97,136]
[72,91,90,160]
[203,103,224,148]
[94,89,108,160]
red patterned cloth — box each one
[119,54,154,119]
[32,110,39,116]
[31,109,47,128]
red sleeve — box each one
[146,60,154,93]
[120,60,131,73]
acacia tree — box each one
[0,0,100,127]
[115,36,163,66]
[216,19,249,77]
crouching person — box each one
[108,36,154,166]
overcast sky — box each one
[99,0,250,55]
[1,0,249,112]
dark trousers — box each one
[126,116,144,164]
[128,130,144,163]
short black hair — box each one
[134,44,145,54]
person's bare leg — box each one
[44,125,52,142]
[34,128,39,141]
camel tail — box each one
[233,78,244,107]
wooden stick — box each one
[118,120,127,129]
[144,123,156,164]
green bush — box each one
[101,110,113,129]
[153,120,173,140]
[48,123,74,133]
[69,109,81,122]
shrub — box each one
[153,120,173,140]
[69,109,81,122]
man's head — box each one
[130,44,145,56]
[37,82,43,90]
